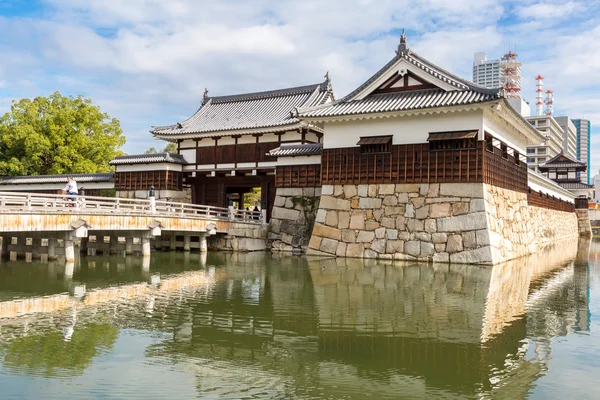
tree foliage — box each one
[0,92,126,176]
[145,142,177,154]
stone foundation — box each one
[116,188,192,203]
[269,187,321,253]
[208,223,268,252]
[575,209,592,238]
[307,183,580,264]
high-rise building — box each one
[525,115,565,172]
[572,119,591,184]
[554,116,578,159]
[472,52,502,88]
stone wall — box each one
[484,185,579,262]
[576,209,592,238]
[269,187,321,253]
[208,223,268,252]
[307,183,580,264]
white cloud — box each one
[518,1,583,20]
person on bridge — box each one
[64,176,78,205]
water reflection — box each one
[0,240,593,399]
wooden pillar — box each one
[183,234,191,252]
[125,236,133,255]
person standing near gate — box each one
[64,176,78,205]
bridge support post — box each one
[64,237,75,263]
[169,232,176,251]
[199,234,208,253]
[183,234,191,252]
[142,237,151,257]
[48,238,57,261]
[1,236,7,258]
[125,236,133,255]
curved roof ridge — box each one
[209,81,327,104]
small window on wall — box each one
[357,135,392,154]
[428,130,478,151]
[485,134,494,152]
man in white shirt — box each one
[64,176,78,204]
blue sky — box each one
[0,0,599,174]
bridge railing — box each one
[0,192,265,224]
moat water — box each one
[0,239,598,399]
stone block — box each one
[342,229,356,243]
[421,242,435,257]
[334,185,344,196]
[308,235,322,250]
[346,243,365,258]
[452,202,469,216]
[268,232,282,241]
[270,219,282,233]
[277,188,303,196]
[320,238,339,254]
[432,233,448,243]
[325,211,338,227]
[433,252,449,263]
[319,195,338,210]
[359,197,382,209]
[385,206,405,216]
[427,184,440,198]
[357,231,375,242]
[405,204,415,218]
[381,217,396,229]
[396,184,419,193]
[350,211,366,229]
[419,184,429,196]
[411,197,426,209]
[374,209,384,221]
[470,198,486,212]
[429,203,451,218]
[398,231,410,241]
[397,192,409,203]
[379,184,395,195]
[285,197,294,208]
[396,216,406,229]
[351,199,359,209]
[406,218,424,232]
[357,185,368,197]
[368,185,378,197]
[415,232,431,242]
[364,249,378,259]
[449,246,493,264]
[415,205,430,220]
[435,243,446,252]
[321,185,334,195]
[274,196,286,207]
[344,185,358,198]
[463,231,477,249]
[302,187,315,197]
[405,241,420,257]
[312,224,342,240]
[336,242,347,257]
[394,253,416,261]
[437,212,487,232]
[371,239,386,253]
[365,221,380,230]
[386,240,404,253]
[383,195,398,206]
[424,219,436,233]
[315,209,327,224]
[272,207,300,221]
[375,227,386,239]
[387,229,398,240]
[315,188,322,197]
[477,229,502,248]
[446,234,463,253]
[281,233,294,245]
[439,183,484,198]
[338,211,350,230]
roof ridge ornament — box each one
[202,88,209,105]
[396,29,409,56]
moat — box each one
[0,239,598,399]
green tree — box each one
[0,92,125,176]
[145,142,177,154]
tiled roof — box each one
[539,153,587,170]
[559,182,594,190]
[268,143,323,157]
[0,173,114,185]
[298,42,500,119]
[109,153,187,165]
[152,79,333,138]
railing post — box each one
[26,194,32,211]
[150,197,156,214]
[261,209,267,224]
[229,206,235,221]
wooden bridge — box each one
[0,192,267,262]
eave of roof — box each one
[109,153,187,165]
[268,143,323,157]
[0,173,114,185]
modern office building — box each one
[554,116,578,159]
[525,115,566,172]
[472,52,502,89]
[572,119,591,184]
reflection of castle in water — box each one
[0,241,592,398]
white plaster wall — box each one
[180,139,195,148]
[115,163,183,172]
[0,182,114,192]
[323,110,484,149]
[483,112,529,153]
[276,155,321,166]
[180,149,196,164]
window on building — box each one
[549,172,557,179]
[538,148,546,154]
[501,143,508,159]
[357,135,392,154]
[427,130,477,151]
[485,134,494,152]
[527,157,535,163]
[527,148,535,154]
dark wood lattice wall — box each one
[115,170,182,191]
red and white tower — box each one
[500,51,522,99]
[545,90,554,116]
[535,75,544,116]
